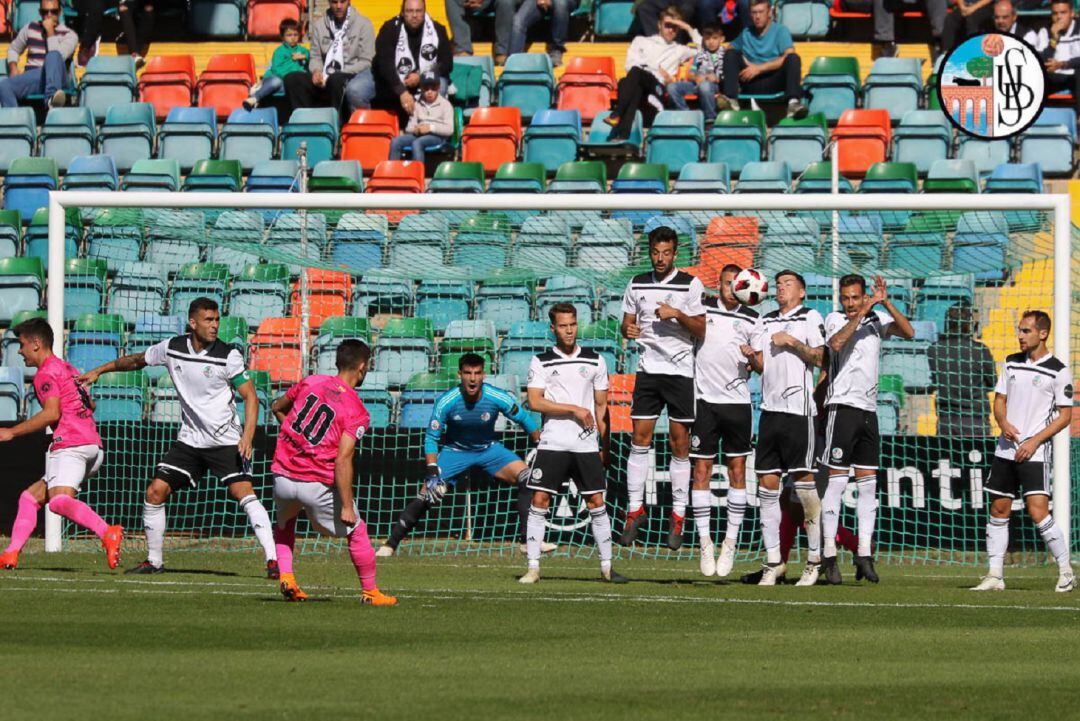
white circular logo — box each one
[831,447,843,460]
[481,412,491,421]
[531,468,543,479]
[691,435,700,448]
[429,419,440,431]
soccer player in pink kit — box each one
[0,318,123,570]
[270,339,396,605]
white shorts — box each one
[45,444,104,491]
[273,475,358,538]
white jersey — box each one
[144,335,250,448]
[527,346,608,453]
[994,351,1073,463]
[621,268,705,378]
[752,304,825,416]
[823,309,893,412]
[695,297,759,404]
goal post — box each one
[42,189,1076,562]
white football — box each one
[732,268,769,306]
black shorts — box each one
[754,411,816,475]
[820,404,880,470]
[155,442,251,490]
[630,372,695,424]
[986,457,1051,499]
[526,449,606,496]
[690,401,753,460]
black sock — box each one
[386,497,431,550]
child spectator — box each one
[244,18,310,110]
[389,71,454,162]
[666,24,730,123]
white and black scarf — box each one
[394,14,438,87]
[323,9,352,75]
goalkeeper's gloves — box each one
[422,464,447,505]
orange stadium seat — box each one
[462,107,522,174]
[607,374,636,433]
[196,54,257,121]
[138,55,196,120]
[366,160,425,193]
[833,109,892,177]
[289,269,353,328]
[557,56,616,122]
[830,0,925,18]
[249,317,311,385]
[699,216,760,278]
[341,110,400,175]
[247,0,305,39]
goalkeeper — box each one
[376,353,549,556]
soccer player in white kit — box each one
[818,275,913,585]
[972,310,1074,592]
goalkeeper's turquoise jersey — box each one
[424,384,538,454]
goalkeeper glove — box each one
[423,464,447,505]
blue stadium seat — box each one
[576,218,634,271]
[331,212,386,272]
[150,373,181,423]
[885,231,945,273]
[497,53,555,122]
[207,210,265,273]
[892,110,951,176]
[1018,107,1075,175]
[453,214,511,271]
[512,215,570,267]
[594,0,634,37]
[109,261,168,326]
[353,278,414,316]
[734,160,792,193]
[357,372,394,428]
[188,0,245,36]
[523,109,582,174]
[776,0,831,38]
[220,108,279,172]
[85,208,143,272]
[246,159,300,192]
[707,110,766,175]
[390,213,449,270]
[951,211,1009,280]
[984,162,1043,193]
[127,315,186,382]
[475,278,532,333]
[583,110,643,155]
[0,108,36,173]
[39,106,96,172]
[376,318,434,388]
[536,275,593,324]
[802,57,860,123]
[98,102,156,173]
[0,211,21,260]
[92,371,148,422]
[61,154,119,191]
[498,320,553,379]
[956,135,1010,177]
[862,57,922,121]
[226,262,289,329]
[122,158,181,192]
[158,107,218,173]
[281,107,339,168]
[265,211,324,274]
[0,366,24,421]
[145,208,206,277]
[0,256,41,328]
[78,55,137,121]
[672,162,730,193]
[415,282,471,333]
[645,110,704,175]
[452,56,495,114]
[66,314,123,373]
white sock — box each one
[626,444,650,513]
[855,478,877,556]
[143,501,166,567]
[670,456,691,517]
[986,516,1009,578]
[794,480,821,563]
[527,505,548,569]
[758,486,781,565]
[691,489,712,548]
[1036,516,1071,574]
[821,475,848,558]
[589,506,613,574]
[725,486,746,543]
[239,495,277,562]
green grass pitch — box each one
[3,548,1080,721]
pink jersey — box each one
[34,355,102,450]
[271,374,370,485]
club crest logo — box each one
[1032,376,1042,386]
[936,32,1046,139]
[531,467,543,479]
[429,419,440,431]
[691,435,701,448]
[481,411,491,421]
[831,447,843,460]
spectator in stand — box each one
[993,0,1047,50]
[116,0,155,67]
[375,0,453,122]
[698,0,750,40]
[445,0,517,66]
[508,0,580,68]
[244,18,310,111]
[721,0,807,118]
[844,0,946,59]
[1041,0,1080,116]
[1,0,76,108]
[666,24,729,123]
[927,302,997,437]
[605,7,700,142]
[388,71,454,162]
[634,0,697,39]
[942,0,993,52]
[285,0,376,119]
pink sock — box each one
[273,516,297,575]
[48,495,108,540]
[348,519,377,591]
[5,491,41,553]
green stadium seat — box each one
[86,208,143,273]
[794,160,854,194]
[183,159,243,192]
[453,213,512,271]
[169,262,230,314]
[226,262,289,329]
[93,371,148,422]
[577,318,621,372]
[429,161,486,193]
[68,313,125,373]
[859,161,918,193]
[707,110,767,175]
[802,56,860,123]
[768,113,828,174]
[378,317,435,387]
[122,158,181,192]
[548,160,606,193]
[311,160,364,193]
[315,317,372,375]
[922,159,979,194]
[218,316,250,351]
[611,162,668,192]
[489,161,546,193]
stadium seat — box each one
[353,278,413,316]
[377,317,434,387]
[86,208,143,272]
[489,161,546,193]
[862,57,922,121]
[78,55,137,121]
[245,159,300,193]
[207,210,265,272]
[123,158,181,192]
[451,56,495,114]
[144,208,206,277]
[536,274,594,325]
[217,315,250,352]
[265,210,324,273]
[250,316,309,384]
[453,213,511,271]
[220,108,279,172]
[829,214,882,269]
[1018,107,1075,176]
[462,107,522,174]
[832,109,891,177]
[429,161,486,193]
[150,372,181,423]
[109,261,168,326]
[498,320,552,380]
[0,366,24,421]
[247,0,302,38]
[170,261,230,314]
[922,159,979,193]
[415,281,470,333]
[39,106,96,172]
[93,371,148,422]
[497,53,556,122]
[777,0,831,38]
[98,102,155,173]
[885,231,945,272]
[582,110,643,155]
[556,56,615,123]
[356,371,394,428]
[399,371,458,427]
[984,162,1043,193]
[183,159,243,192]
[610,162,667,227]
[577,319,621,371]
[367,160,425,193]
[0,108,36,173]
[859,161,918,193]
[510,214,569,269]
[594,0,634,36]
[576,218,634,271]
[0,210,20,260]
[331,212,387,271]
[892,110,952,176]
[802,56,860,123]
[281,107,340,168]
[523,109,582,174]
[158,106,218,173]
[289,269,352,328]
[138,55,197,121]
[767,113,827,174]
[188,0,245,37]
[64,258,107,319]
[341,110,400,175]
[880,339,932,392]
[546,160,605,195]
[707,110,766,175]
[759,215,820,272]
[475,275,533,333]
[734,160,792,193]
[3,157,58,223]
[645,110,704,175]
[700,216,759,276]
[62,154,119,191]
[672,161,730,193]
[955,135,1010,177]
[793,160,853,194]
[67,313,124,373]
[442,319,497,357]
[2,309,45,380]
[314,316,372,375]
[951,211,1009,280]
[310,159,364,194]
[196,54,257,120]
[390,213,449,269]
[24,207,78,271]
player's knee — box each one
[145,483,169,505]
[583,493,605,510]
[531,493,552,510]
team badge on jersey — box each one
[691,435,700,449]
[430,419,440,431]
[531,467,543,479]
[481,412,491,421]
[831,447,843,460]
[1032,376,1042,386]
[203,365,212,378]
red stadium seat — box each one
[557,56,616,122]
[138,55,196,120]
[289,269,353,328]
[366,160,425,193]
[341,110,400,175]
[247,0,304,39]
[196,54,257,121]
[250,317,312,385]
[607,374,636,433]
[832,109,892,177]
[461,107,522,174]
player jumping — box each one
[376,353,546,555]
[818,275,914,585]
[619,225,706,547]
[270,339,396,605]
[0,318,123,570]
[972,310,1074,593]
[79,298,278,576]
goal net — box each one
[41,190,1077,566]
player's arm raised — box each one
[334,431,359,526]
[873,276,915,341]
[77,352,147,386]
[0,396,60,442]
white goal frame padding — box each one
[44,191,1073,553]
